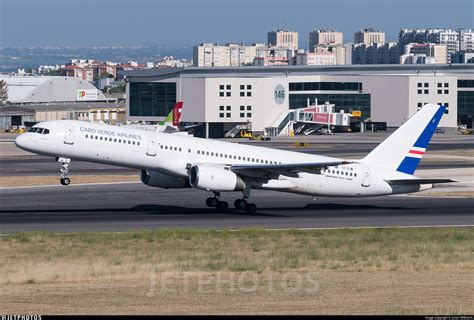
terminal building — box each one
[122,64,474,137]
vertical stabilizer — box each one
[362,104,445,174]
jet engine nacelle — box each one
[140,169,190,188]
[188,164,245,192]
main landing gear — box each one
[234,183,257,213]
[205,184,258,214]
[58,157,71,186]
[234,199,257,214]
[205,192,229,210]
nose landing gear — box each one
[58,157,71,186]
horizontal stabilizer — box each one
[385,178,457,185]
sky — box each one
[1,0,473,48]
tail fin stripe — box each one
[397,157,422,175]
[412,106,445,149]
[396,106,445,174]
[408,150,424,155]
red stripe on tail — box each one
[172,101,183,126]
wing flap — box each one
[231,161,351,178]
[385,178,457,185]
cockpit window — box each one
[28,127,50,134]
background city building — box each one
[309,29,343,51]
[354,28,386,44]
[451,51,474,63]
[193,43,263,67]
[313,44,346,65]
[400,43,447,64]
[292,52,337,65]
[267,29,299,50]
[352,43,399,64]
[254,47,295,66]
[399,28,474,62]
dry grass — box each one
[0,175,139,187]
[0,227,473,314]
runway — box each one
[1,183,472,233]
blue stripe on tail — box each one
[396,105,446,174]
[413,106,446,148]
[397,156,422,175]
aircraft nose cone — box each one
[14,134,28,150]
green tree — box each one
[0,80,8,106]
[108,85,125,94]
[99,72,114,79]
[43,69,61,76]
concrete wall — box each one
[204,77,289,131]
[407,75,457,128]
[362,75,410,126]
[179,78,206,122]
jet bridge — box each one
[266,101,354,137]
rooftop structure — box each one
[0,76,111,104]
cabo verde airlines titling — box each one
[15,104,454,214]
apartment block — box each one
[352,43,399,64]
[267,29,299,50]
[403,43,447,64]
[354,28,385,44]
[399,28,474,62]
[293,52,337,65]
[193,43,263,67]
[309,29,343,51]
[313,44,346,65]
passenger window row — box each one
[196,149,281,164]
[161,145,182,152]
[85,134,140,146]
[322,168,357,177]
[159,143,281,164]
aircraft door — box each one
[64,124,74,145]
[362,166,370,187]
[147,135,157,156]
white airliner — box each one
[15,104,453,213]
